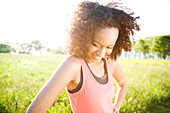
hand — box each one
[113,106,119,113]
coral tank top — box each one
[67,58,115,113]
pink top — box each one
[67,58,115,113]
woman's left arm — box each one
[109,60,128,112]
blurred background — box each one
[0,0,169,113]
[0,0,169,60]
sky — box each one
[0,0,170,49]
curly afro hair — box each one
[65,1,140,60]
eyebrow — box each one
[93,40,115,46]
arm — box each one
[109,60,127,112]
[26,56,80,113]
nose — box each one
[97,48,106,58]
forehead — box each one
[93,27,119,45]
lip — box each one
[91,54,102,61]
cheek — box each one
[88,45,98,52]
[106,49,113,55]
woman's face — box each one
[87,27,119,63]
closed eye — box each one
[106,46,114,49]
[92,43,99,47]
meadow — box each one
[0,54,170,113]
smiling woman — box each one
[26,1,140,113]
[88,27,119,63]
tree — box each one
[19,43,32,54]
[144,37,154,59]
[134,39,150,59]
[46,48,51,53]
[0,43,14,53]
[152,35,170,60]
[53,47,64,55]
[144,37,154,49]
[31,40,43,54]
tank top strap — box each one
[79,58,92,83]
[104,58,113,81]
[79,58,113,85]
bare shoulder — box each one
[59,55,81,79]
[45,55,82,90]
[108,59,121,72]
[62,55,81,69]
[64,55,81,63]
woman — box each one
[27,1,140,113]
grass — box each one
[118,61,170,112]
[0,53,170,113]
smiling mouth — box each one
[91,54,102,61]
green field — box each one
[0,54,170,113]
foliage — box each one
[31,40,43,52]
[0,43,14,53]
[134,39,150,59]
[46,48,52,53]
[45,47,65,55]
[152,35,170,59]
[144,37,154,50]
[16,40,43,54]
[53,47,64,55]
[0,40,65,55]
[0,54,170,113]
[19,43,32,54]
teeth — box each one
[94,56,102,60]
[96,57,101,59]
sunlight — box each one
[0,0,170,49]
[0,0,74,49]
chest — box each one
[88,64,105,78]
